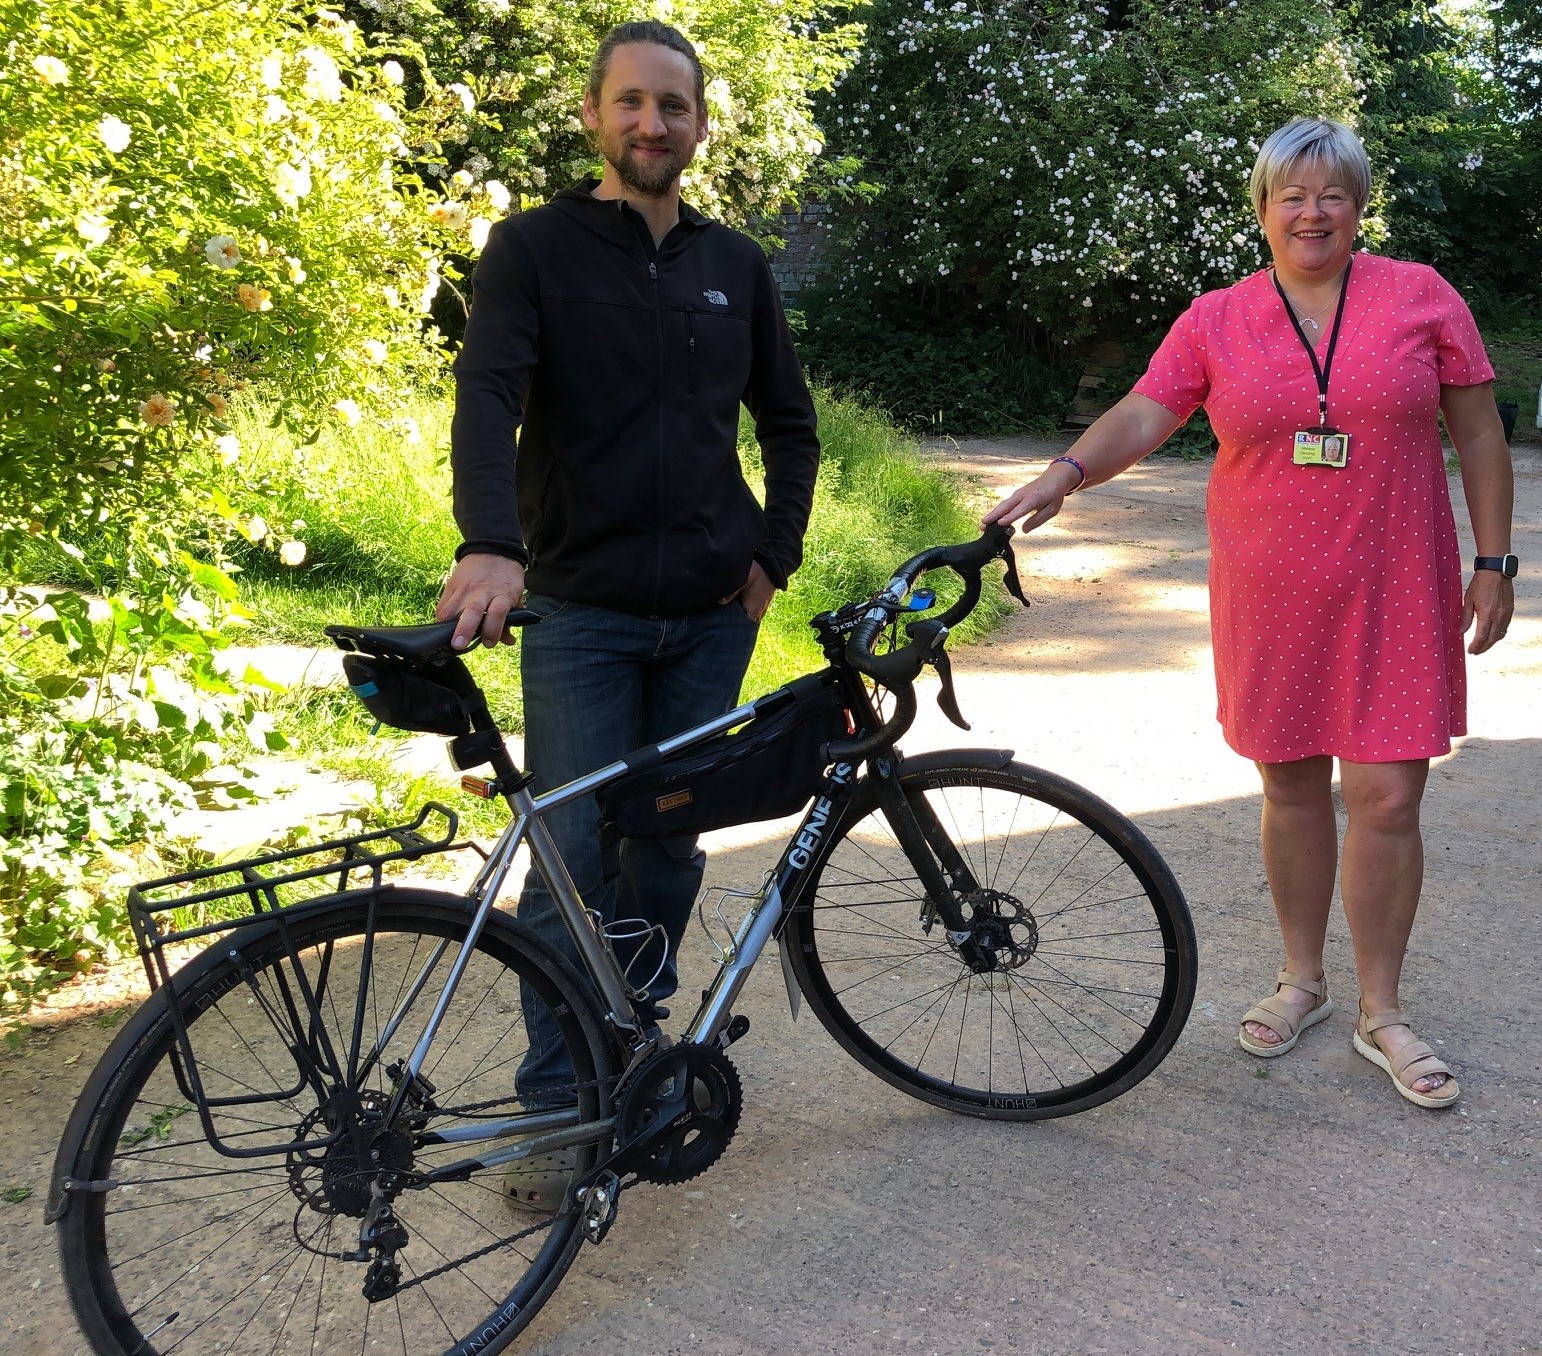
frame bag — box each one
[599,679,850,841]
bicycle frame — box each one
[405,750,994,1184]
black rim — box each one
[793,765,1194,1117]
[63,896,607,1356]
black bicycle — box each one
[48,525,1196,1356]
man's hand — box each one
[1463,570,1514,655]
[436,553,527,651]
[719,560,776,622]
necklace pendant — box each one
[1305,317,1321,332]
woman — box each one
[986,118,1516,1109]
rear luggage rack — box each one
[122,803,467,1160]
[128,802,464,993]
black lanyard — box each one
[1273,256,1352,429]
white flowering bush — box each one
[342,0,863,228]
[0,0,469,553]
[811,0,1357,371]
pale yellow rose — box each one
[139,393,176,427]
[237,282,273,312]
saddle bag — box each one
[341,653,472,736]
[599,677,851,841]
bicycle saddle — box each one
[326,612,541,662]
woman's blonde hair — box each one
[1249,119,1371,224]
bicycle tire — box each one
[784,754,1196,1120]
[55,888,617,1356]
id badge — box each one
[1293,429,1349,467]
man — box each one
[436,20,820,1167]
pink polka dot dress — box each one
[1132,251,1494,763]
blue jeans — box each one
[514,595,759,1102]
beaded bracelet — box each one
[1050,453,1087,492]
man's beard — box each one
[608,138,686,197]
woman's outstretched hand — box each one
[983,477,1069,533]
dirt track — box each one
[3,438,1539,1354]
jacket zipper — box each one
[649,256,666,617]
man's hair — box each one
[587,20,705,113]
[1249,118,1371,223]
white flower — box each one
[447,82,476,115]
[204,235,241,269]
[286,255,306,283]
[362,339,388,364]
[382,284,400,308]
[278,540,307,567]
[215,434,242,465]
[32,55,69,85]
[381,60,405,86]
[76,212,112,247]
[264,94,289,123]
[428,199,468,230]
[331,398,362,427]
[483,179,510,212]
[418,262,441,314]
[274,161,312,207]
[451,168,474,190]
[469,216,493,251]
[247,515,270,542]
[1462,151,1483,171]
[98,115,132,153]
[300,47,343,103]
[399,417,422,446]
[261,53,283,90]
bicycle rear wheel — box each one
[784,755,1196,1120]
[56,888,616,1356]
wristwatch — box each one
[1473,554,1519,578]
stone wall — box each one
[766,200,832,303]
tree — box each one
[812,0,1357,342]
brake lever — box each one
[932,646,969,730]
[906,620,970,731]
[1000,538,1030,609]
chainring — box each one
[616,1044,741,1186]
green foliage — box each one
[0,0,464,555]
[1345,0,1542,323]
[797,296,1079,433]
[340,0,865,229]
[1,564,281,1008]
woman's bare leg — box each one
[1338,757,1447,1094]
[1243,756,1337,1045]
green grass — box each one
[224,385,1006,744]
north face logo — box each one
[702,289,728,306]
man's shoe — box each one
[503,1147,577,1213]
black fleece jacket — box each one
[450,182,820,618]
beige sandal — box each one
[1352,1007,1460,1109]
[1238,969,1333,1058]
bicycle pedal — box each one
[714,1013,750,1049]
[580,1170,622,1245]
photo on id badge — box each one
[1294,430,1349,467]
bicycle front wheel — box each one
[56,888,616,1356]
[784,755,1196,1120]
